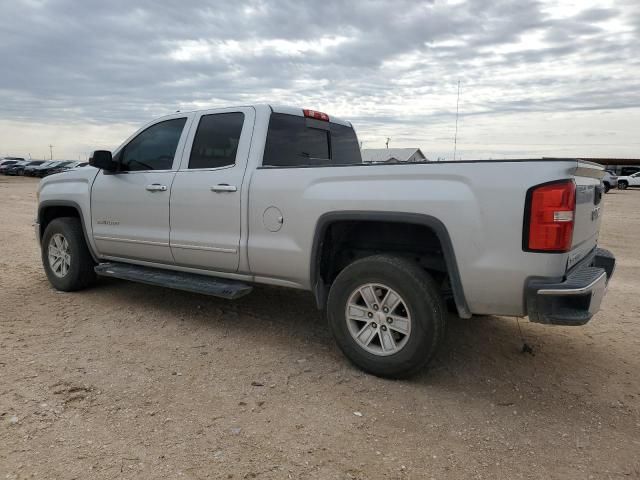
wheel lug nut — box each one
[381,325,387,331]
[371,323,377,329]
[387,317,393,323]
[367,312,373,318]
[383,307,389,313]
[373,305,379,310]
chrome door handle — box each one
[211,184,237,193]
[145,184,167,192]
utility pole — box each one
[453,80,460,161]
[385,137,390,149]
[49,144,54,160]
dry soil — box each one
[1,176,639,479]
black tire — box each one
[327,254,446,379]
[603,183,610,193]
[618,181,628,190]
[41,217,96,291]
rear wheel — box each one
[603,182,610,193]
[618,181,628,190]
[41,217,96,291]
[327,254,446,378]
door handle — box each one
[211,184,237,193]
[145,184,167,192]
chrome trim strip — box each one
[94,236,169,247]
[170,243,237,254]
[537,271,607,296]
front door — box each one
[91,115,191,264]
[169,107,255,271]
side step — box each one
[94,262,253,300]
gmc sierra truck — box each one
[35,105,615,378]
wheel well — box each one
[314,219,461,311]
[39,205,81,238]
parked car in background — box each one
[24,161,54,176]
[617,172,640,190]
[0,156,25,165]
[602,170,618,193]
[33,161,74,178]
[48,161,89,175]
[6,160,46,176]
[0,160,21,173]
[4,160,30,175]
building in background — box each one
[361,148,428,164]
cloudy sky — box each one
[1,0,639,161]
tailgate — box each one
[568,161,605,269]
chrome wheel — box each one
[345,283,412,356]
[48,233,71,278]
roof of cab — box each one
[169,104,352,128]
[269,105,352,127]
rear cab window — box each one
[262,113,361,167]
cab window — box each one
[119,118,187,171]
[188,113,244,169]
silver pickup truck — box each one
[36,105,615,377]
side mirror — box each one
[89,150,117,171]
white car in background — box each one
[617,172,640,190]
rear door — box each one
[169,107,255,272]
[91,114,192,264]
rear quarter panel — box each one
[247,160,582,316]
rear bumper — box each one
[526,248,615,326]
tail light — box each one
[303,109,329,121]
[524,180,576,252]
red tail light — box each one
[303,109,329,121]
[524,180,576,252]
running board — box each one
[94,262,253,300]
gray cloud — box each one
[0,0,639,158]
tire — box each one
[327,254,446,378]
[603,183,610,193]
[41,217,96,291]
[618,181,628,190]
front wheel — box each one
[327,255,446,378]
[41,217,96,291]
[618,181,628,190]
[603,183,610,193]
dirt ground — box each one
[0,176,638,480]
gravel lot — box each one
[1,176,639,479]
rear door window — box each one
[262,113,361,167]
[188,113,245,169]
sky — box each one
[0,0,639,161]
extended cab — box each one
[36,105,615,377]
